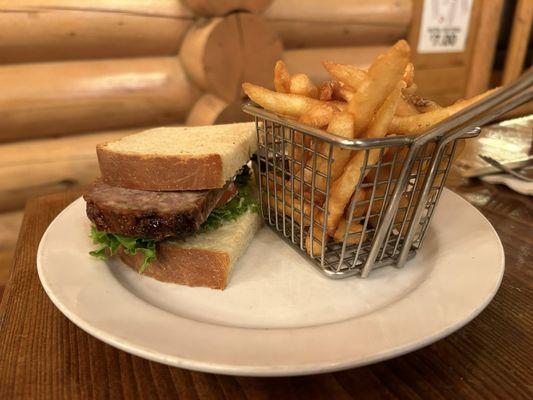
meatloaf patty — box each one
[84,180,233,240]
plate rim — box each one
[36,189,505,376]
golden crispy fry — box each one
[290,73,319,98]
[318,81,335,101]
[332,82,355,102]
[292,103,337,174]
[264,189,316,228]
[347,40,410,136]
[364,81,406,139]
[343,145,408,220]
[395,96,419,117]
[303,112,355,192]
[364,145,408,184]
[260,171,286,192]
[325,80,404,234]
[274,60,290,93]
[322,61,366,90]
[305,217,329,256]
[389,88,498,135]
[343,188,370,219]
[333,219,363,245]
[298,102,336,127]
[242,82,324,117]
[327,100,348,111]
[261,172,317,227]
[402,62,415,87]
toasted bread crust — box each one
[97,144,224,191]
[119,243,231,290]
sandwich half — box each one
[97,123,257,191]
[84,122,262,290]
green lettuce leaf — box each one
[200,166,258,232]
[89,226,156,273]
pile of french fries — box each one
[243,40,493,256]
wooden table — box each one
[0,182,531,399]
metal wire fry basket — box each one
[242,102,480,279]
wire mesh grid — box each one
[249,109,466,279]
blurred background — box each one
[0,0,531,295]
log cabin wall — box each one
[0,0,282,218]
[0,0,520,247]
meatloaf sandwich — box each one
[84,122,261,290]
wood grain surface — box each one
[264,0,411,48]
[0,57,200,143]
[502,0,533,85]
[0,181,532,399]
[179,13,282,102]
[0,0,194,64]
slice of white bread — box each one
[119,210,262,290]
[97,122,257,191]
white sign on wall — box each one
[417,0,473,53]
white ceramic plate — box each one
[37,189,504,376]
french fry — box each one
[389,88,498,135]
[323,60,414,93]
[242,83,324,117]
[395,96,419,117]
[254,41,476,260]
[332,82,355,102]
[318,81,335,101]
[274,60,290,93]
[364,145,408,184]
[333,219,363,245]
[322,61,366,90]
[292,102,337,174]
[327,100,348,111]
[302,112,355,191]
[298,102,336,127]
[264,189,316,228]
[290,73,319,98]
[326,80,405,233]
[347,40,410,136]
[345,188,371,219]
[305,216,329,256]
[261,172,317,228]
[402,62,415,87]
[306,80,405,255]
[260,171,286,192]
[274,61,318,98]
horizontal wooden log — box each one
[264,0,411,48]
[283,46,387,84]
[0,0,194,63]
[180,12,282,101]
[0,129,132,195]
[186,94,251,126]
[0,57,201,142]
[183,0,272,16]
